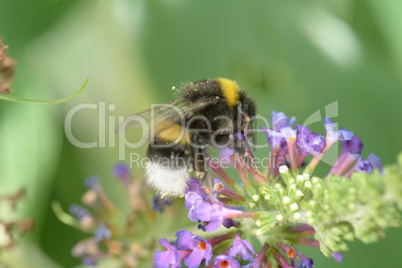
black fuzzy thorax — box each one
[147,78,257,174]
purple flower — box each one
[69,204,90,220]
[324,117,338,143]
[195,202,225,231]
[271,111,296,131]
[154,238,183,268]
[112,163,130,179]
[94,223,111,242]
[213,255,241,268]
[332,252,343,263]
[341,135,363,155]
[185,192,204,222]
[85,177,100,189]
[295,251,314,268]
[186,177,207,196]
[297,259,314,268]
[356,153,383,174]
[219,148,235,168]
[195,202,244,232]
[229,233,255,262]
[280,127,297,142]
[222,218,240,229]
[175,230,212,268]
[296,125,325,156]
[338,128,353,141]
[260,111,295,149]
[261,127,284,149]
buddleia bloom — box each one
[57,163,184,267]
[155,111,402,267]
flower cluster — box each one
[154,111,402,267]
[56,164,183,267]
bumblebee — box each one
[124,78,257,196]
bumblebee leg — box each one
[192,133,206,179]
[233,134,259,171]
[191,133,215,200]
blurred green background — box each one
[1,0,402,267]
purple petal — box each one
[186,177,206,196]
[229,234,255,262]
[94,223,111,242]
[69,204,90,220]
[367,153,383,172]
[200,220,222,232]
[222,218,240,229]
[296,125,325,156]
[184,243,213,268]
[342,135,363,154]
[356,153,383,174]
[154,238,181,268]
[324,117,338,142]
[213,255,241,268]
[175,230,198,250]
[338,128,354,141]
[112,163,130,179]
[332,252,343,263]
[271,111,295,131]
[280,127,297,141]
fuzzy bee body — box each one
[135,78,256,196]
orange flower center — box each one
[216,183,223,191]
[287,248,295,258]
[198,241,207,250]
[219,260,229,267]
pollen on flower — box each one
[255,220,263,227]
[255,229,263,236]
[305,181,312,189]
[275,183,282,190]
[264,194,271,201]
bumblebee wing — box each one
[117,97,216,134]
[162,97,217,125]
[116,99,185,133]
